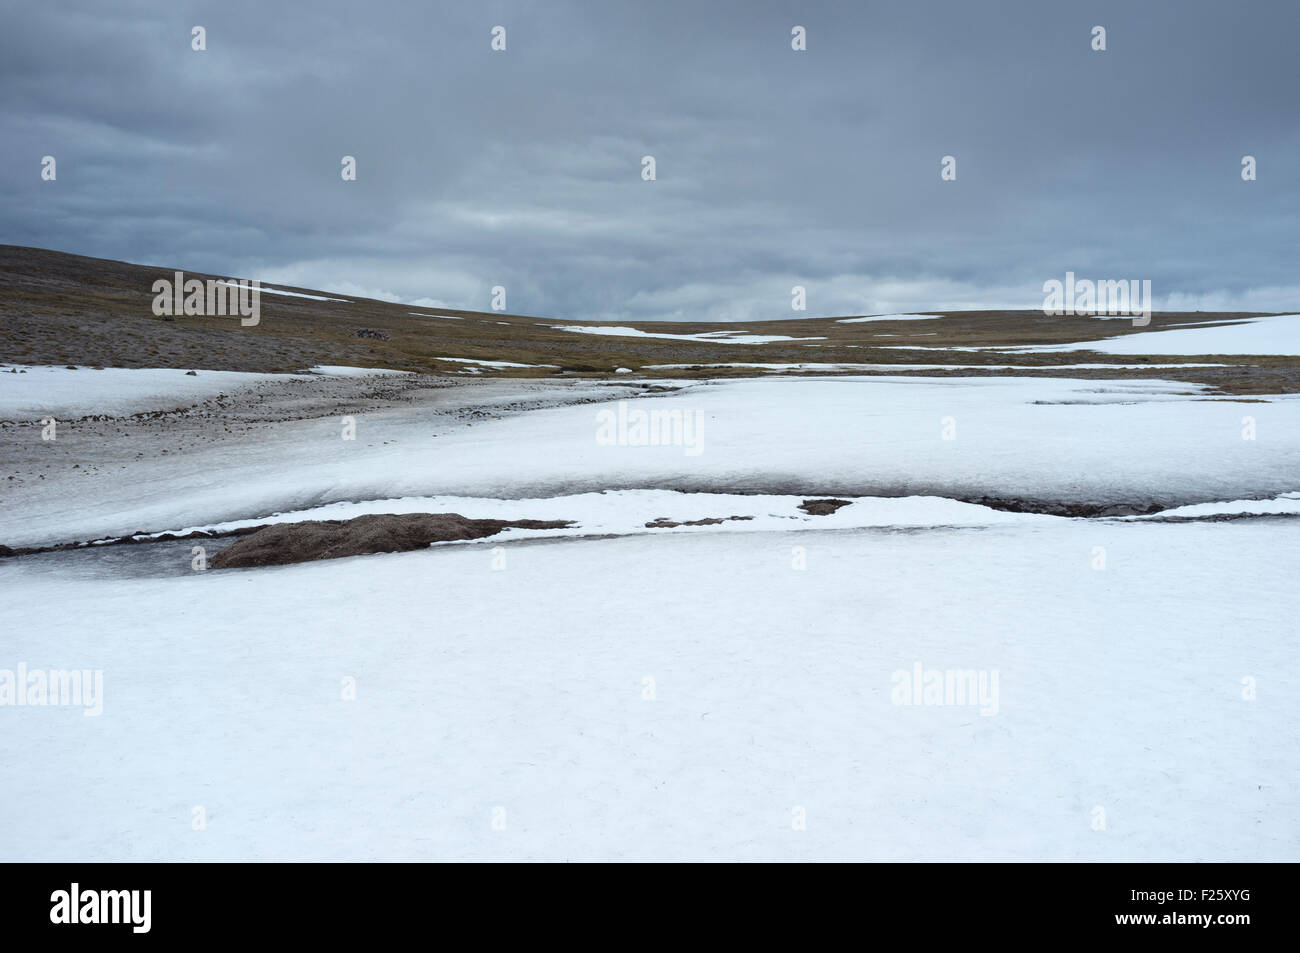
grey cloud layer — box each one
[3,0,1297,318]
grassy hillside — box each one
[1,245,1294,393]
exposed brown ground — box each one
[2,244,1297,394]
[209,513,573,568]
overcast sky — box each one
[3,0,1298,320]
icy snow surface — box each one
[1,367,1297,861]
[305,366,412,377]
[835,313,943,323]
[5,374,1300,547]
[988,314,1300,356]
[549,325,826,344]
[215,282,347,302]
[1,517,1295,861]
[0,365,304,419]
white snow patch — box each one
[0,365,303,419]
[436,358,558,369]
[836,313,943,323]
[1126,493,1300,520]
[141,490,1052,544]
[216,282,346,302]
[642,362,1231,371]
[305,366,412,377]
[549,325,825,345]
[951,314,1300,356]
[1,517,1294,861]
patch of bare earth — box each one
[798,499,853,515]
[209,513,572,569]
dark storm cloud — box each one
[3,0,1298,319]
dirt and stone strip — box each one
[208,512,572,568]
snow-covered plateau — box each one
[0,367,1295,861]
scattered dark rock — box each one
[799,499,852,516]
[1145,511,1300,524]
[210,513,573,569]
[354,328,390,340]
[965,497,1165,518]
[645,515,754,528]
